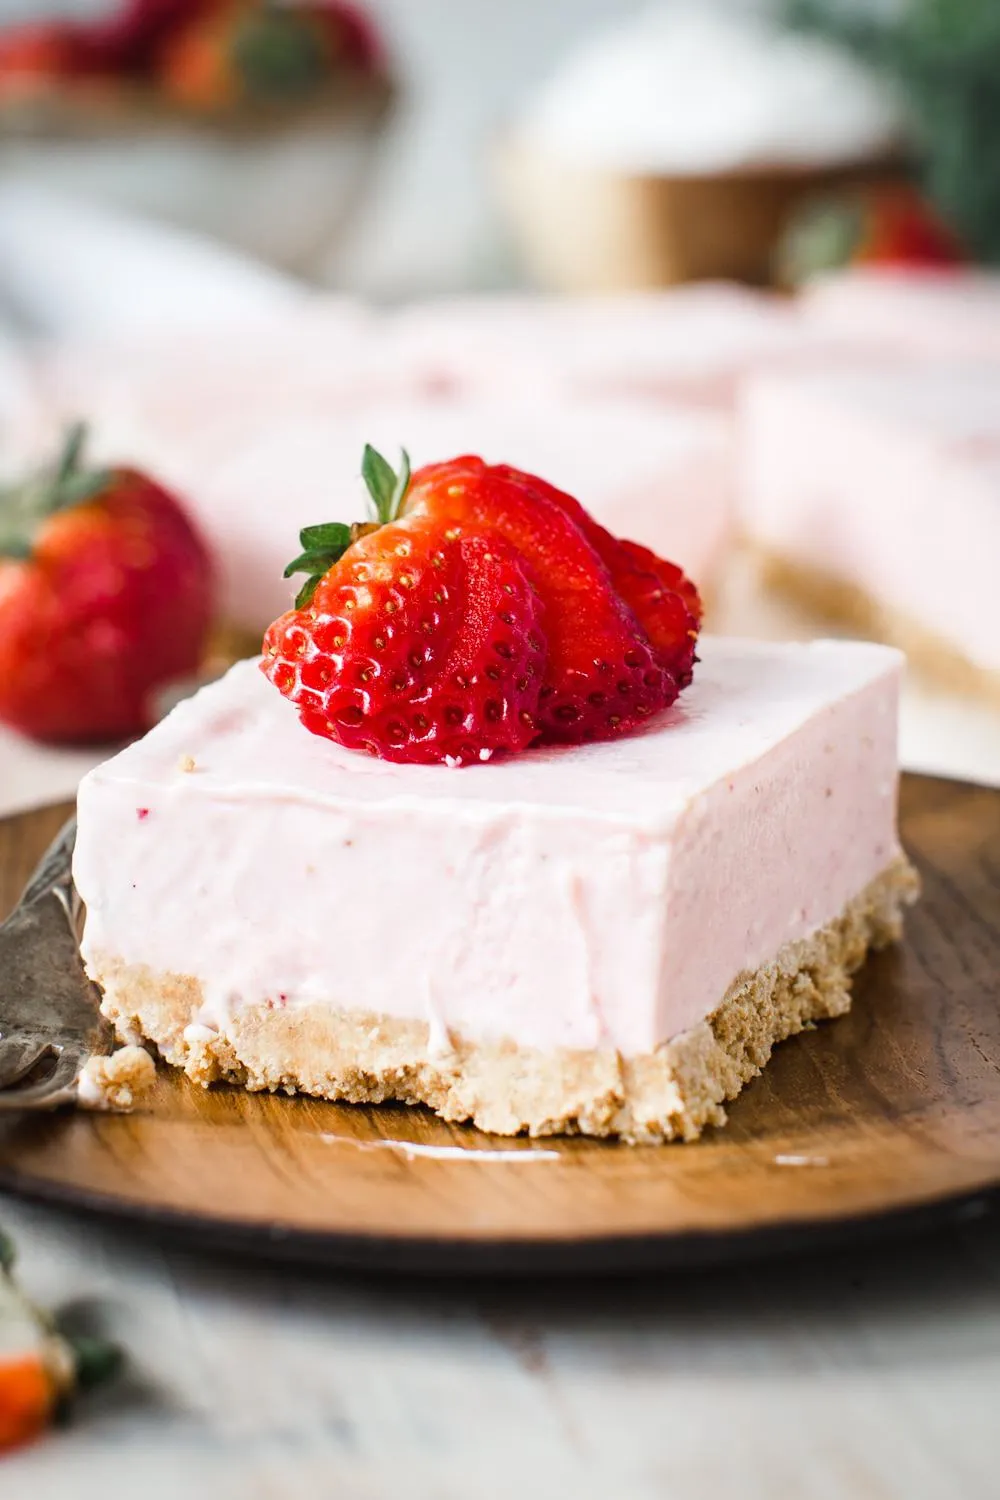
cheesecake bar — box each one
[800,268,1000,361]
[386,283,809,409]
[73,638,917,1142]
[741,365,1000,702]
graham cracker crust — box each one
[86,857,918,1142]
[757,551,1000,708]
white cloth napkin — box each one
[0,727,107,819]
[0,181,305,341]
[0,189,309,817]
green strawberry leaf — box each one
[281,445,412,610]
[282,551,322,580]
[232,7,330,104]
[298,521,352,552]
[283,522,355,609]
[362,444,411,525]
[292,578,319,609]
[53,469,114,514]
[0,1227,16,1272]
[67,1334,123,1392]
[0,421,115,559]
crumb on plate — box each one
[77,1047,156,1112]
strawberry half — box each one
[404,457,691,742]
[0,424,213,743]
[263,447,545,765]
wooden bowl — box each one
[494,138,901,290]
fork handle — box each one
[0,813,108,1038]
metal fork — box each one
[0,819,113,1110]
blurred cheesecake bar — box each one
[189,396,733,634]
[73,638,917,1143]
[800,269,1000,362]
[741,365,1000,701]
[36,285,826,642]
[387,284,811,410]
[61,374,733,635]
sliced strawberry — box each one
[606,538,700,689]
[475,465,701,689]
[404,457,677,742]
[263,506,544,766]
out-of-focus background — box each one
[1,0,999,807]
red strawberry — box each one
[310,0,382,70]
[82,0,216,74]
[263,448,545,765]
[778,183,964,288]
[0,425,214,744]
[466,466,701,690]
[404,457,688,742]
[156,0,369,111]
[854,184,964,269]
[0,21,90,85]
[604,539,700,688]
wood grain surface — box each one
[0,775,999,1272]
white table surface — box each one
[1,1194,998,1499]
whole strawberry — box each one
[777,183,964,288]
[156,0,371,112]
[84,0,218,75]
[0,20,91,91]
[0,425,214,743]
[263,445,701,766]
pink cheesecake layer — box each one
[800,269,1000,361]
[74,638,902,1057]
[740,366,1000,673]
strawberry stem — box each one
[282,444,411,609]
[0,421,111,560]
[64,1334,122,1393]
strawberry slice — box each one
[604,538,700,690]
[404,457,679,742]
[475,466,701,690]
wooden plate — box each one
[1,776,999,1276]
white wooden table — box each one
[2,1193,999,1499]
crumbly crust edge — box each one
[754,549,1000,707]
[88,857,918,1143]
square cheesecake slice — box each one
[800,268,1000,362]
[740,365,1000,703]
[73,639,918,1142]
